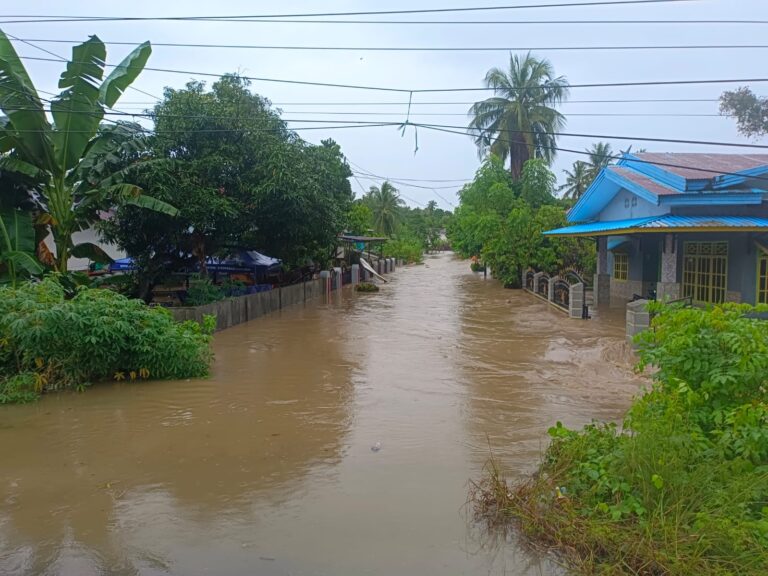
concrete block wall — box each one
[170,279,324,331]
[626,298,650,344]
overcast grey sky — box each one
[3,0,766,209]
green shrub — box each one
[355,282,380,293]
[382,237,423,263]
[0,373,39,404]
[472,303,768,575]
[0,279,214,402]
[185,278,225,306]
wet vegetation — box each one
[354,282,380,293]
[0,279,214,403]
[472,303,768,575]
[448,156,595,288]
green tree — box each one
[719,87,768,137]
[0,30,174,272]
[103,76,352,298]
[521,158,556,208]
[559,160,590,200]
[346,201,374,236]
[365,181,404,236]
[585,141,614,181]
[469,52,569,179]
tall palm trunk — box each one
[509,133,530,180]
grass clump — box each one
[471,302,768,575]
[355,282,380,293]
[0,278,214,402]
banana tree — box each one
[0,208,43,286]
[0,29,177,272]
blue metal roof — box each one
[546,217,656,235]
[545,215,768,236]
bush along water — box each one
[355,282,380,293]
[471,302,768,575]
[0,279,214,403]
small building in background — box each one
[545,153,768,307]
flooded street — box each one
[0,253,643,576]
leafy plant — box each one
[355,282,379,293]
[184,278,225,306]
[0,29,177,273]
[0,278,213,401]
[472,303,768,574]
[0,208,43,286]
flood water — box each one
[0,253,643,576]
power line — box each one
[0,1,702,23]
[2,18,757,26]
[416,121,768,150]
[17,55,768,94]
[5,33,164,109]
[417,123,768,182]
[0,105,751,145]
[5,106,724,119]
[16,38,768,52]
[113,98,724,106]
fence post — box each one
[569,283,585,319]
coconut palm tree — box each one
[0,30,176,272]
[366,181,403,236]
[469,52,569,180]
[585,142,615,181]
[559,161,591,200]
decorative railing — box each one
[537,274,550,297]
[525,270,535,291]
[552,279,571,310]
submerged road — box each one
[0,253,642,575]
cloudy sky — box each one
[3,0,766,209]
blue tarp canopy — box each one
[110,257,135,272]
[108,251,281,274]
[211,251,280,273]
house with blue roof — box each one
[545,153,768,307]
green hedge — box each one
[0,279,214,403]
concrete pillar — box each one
[569,283,585,319]
[626,299,650,344]
[333,266,342,289]
[320,270,331,294]
[657,233,680,302]
[388,258,394,272]
[548,275,560,302]
[597,237,609,275]
[594,273,611,306]
[521,269,527,290]
[532,272,544,296]
[351,264,360,285]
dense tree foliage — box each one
[102,75,353,298]
[469,52,569,178]
[448,155,594,286]
[720,86,768,137]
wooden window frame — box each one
[613,252,629,282]
[682,241,728,304]
[757,251,768,305]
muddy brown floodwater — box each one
[0,253,644,576]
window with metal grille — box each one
[613,252,628,281]
[682,241,728,304]
[758,252,768,305]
